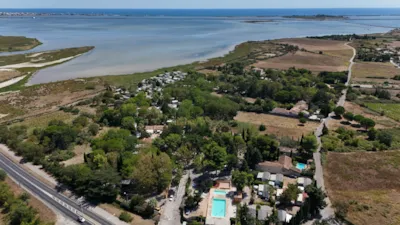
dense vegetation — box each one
[0,171,52,225]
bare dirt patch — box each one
[253,51,348,72]
[234,111,319,139]
[4,177,57,223]
[325,151,400,225]
[62,144,92,166]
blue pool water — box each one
[214,190,227,195]
[296,163,307,170]
[211,198,226,218]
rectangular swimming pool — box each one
[211,198,226,217]
[214,189,227,195]
[296,163,307,170]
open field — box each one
[325,151,400,225]
[3,177,57,223]
[352,62,399,81]
[252,50,348,73]
[234,111,319,139]
[277,38,350,52]
[364,102,400,121]
[0,36,41,52]
[62,144,91,166]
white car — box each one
[77,216,86,223]
[169,195,174,201]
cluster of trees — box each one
[0,174,50,225]
[308,34,376,41]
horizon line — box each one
[1,7,400,10]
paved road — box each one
[0,148,114,225]
[159,170,190,225]
[312,43,357,220]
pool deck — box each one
[205,188,234,225]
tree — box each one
[368,128,378,140]
[88,123,100,136]
[353,114,364,123]
[360,118,375,130]
[333,106,345,118]
[259,124,266,131]
[132,152,172,194]
[378,131,393,147]
[299,117,307,125]
[202,141,227,172]
[119,212,133,222]
[236,204,255,225]
[232,170,253,192]
[305,183,327,216]
[176,145,193,167]
[0,169,6,181]
[343,112,354,123]
[301,134,318,154]
[280,183,300,205]
[322,123,329,136]
[84,168,121,202]
[121,116,136,132]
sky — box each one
[2,0,400,9]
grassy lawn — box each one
[325,151,400,225]
[365,102,400,121]
[0,36,42,52]
[11,111,75,133]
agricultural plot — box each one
[364,102,400,121]
[325,151,400,225]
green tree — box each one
[322,123,329,136]
[301,134,318,154]
[378,131,393,147]
[299,117,307,124]
[280,183,300,205]
[368,128,378,140]
[353,114,364,123]
[0,169,6,181]
[232,170,253,192]
[236,204,255,225]
[333,106,345,118]
[360,118,375,130]
[176,145,193,166]
[119,212,133,222]
[259,124,266,131]
[121,116,136,132]
[88,123,100,136]
[343,112,354,122]
[84,168,121,202]
[305,183,327,216]
[202,141,227,172]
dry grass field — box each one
[0,79,104,122]
[277,38,350,52]
[234,111,319,139]
[325,151,400,225]
[253,51,348,72]
[352,62,399,81]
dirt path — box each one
[311,41,357,221]
[0,75,26,89]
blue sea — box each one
[0,8,399,84]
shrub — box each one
[0,169,6,181]
[88,123,100,136]
[259,124,266,131]
[119,212,133,222]
[299,117,307,124]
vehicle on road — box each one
[77,216,86,223]
[169,195,174,201]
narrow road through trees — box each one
[312,42,356,219]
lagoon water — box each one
[0,9,399,84]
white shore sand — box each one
[0,75,26,89]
